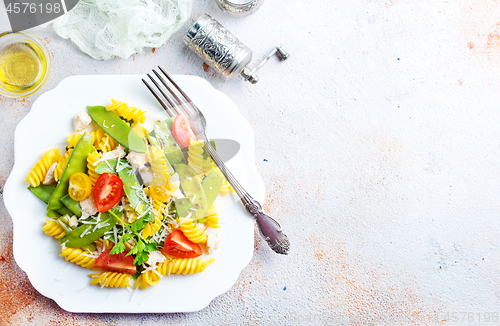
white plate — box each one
[3,75,264,313]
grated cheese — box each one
[80,220,97,225]
[77,285,89,292]
[93,222,109,232]
[104,160,113,169]
[80,226,91,238]
[103,136,109,151]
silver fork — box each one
[142,67,290,255]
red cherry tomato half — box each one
[95,249,137,274]
[163,230,202,258]
[93,173,124,213]
[172,114,197,148]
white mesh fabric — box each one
[52,0,192,60]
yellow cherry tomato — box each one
[150,186,171,203]
[68,172,92,201]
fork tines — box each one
[142,67,197,119]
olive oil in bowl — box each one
[0,32,50,98]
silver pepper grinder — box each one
[183,14,289,84]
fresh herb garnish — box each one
[108,210,158,266]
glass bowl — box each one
[0,31,51,98]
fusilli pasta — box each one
[60,247,96,269]
[142,187,167,238]
[25,148,60,187]
[94,238,113,252]
[178,219,207,243]
[135,257,215,290]
[131,122,148,139]
[86,151,102,185]
[42,219,66,239]
[96,133,117,153]
[219,178,234,196]
[67,129,105,148]
[89,272,132,288]
[147,146,171,189]
[54,148,72,182]
[206,205,220,229]
[142,215,162,239]
[202,157,214,175]
[187,139,205,175]
[106,99,146,123]
[122,196,139,224]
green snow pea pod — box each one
[117,166,151,213]
[28,185,55,203]
[94,159,128,175]
[29,185,76,216]
[46,207,73,217]
[60,194,82,218]
[117,166,154,232]
[56,215,73,233]
[165,117,174,131]
[201,169,223,209]
[87,106,147,153]
[154,119,185,166]
[59,210,119,248]
[175,164,208,220]
[47,133,93,211]
[46,210,61,218]
[56,207,74,216]
[174,197,192,218]
[82,243,97,253]
[146,132,159,148]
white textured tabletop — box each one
[2,0,500,325]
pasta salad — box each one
[25,99,233,290]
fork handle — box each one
[202,138,290,255]
[244,199,291,255]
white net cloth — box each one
[52,0,192,60]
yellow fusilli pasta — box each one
[187,139,205,175]
[122,196,139,224]
[106,99,146,123]
[54,148,72,182]
[86,151,102,185]
[202,157,214,175]
[59,247,96,269]
[142,215,162,239]
[66,133,82,148]
[94,238,113,251]
[131,122,148,139]
[134,269,161,289]
[96,133,117,152]
[142,187,167,238]
[165,257,215,275]
[135,257,216,290]
[89,272,132,288]
[147,146,171,189]
[67,129,105,148]
[206,205,220,229]
[178,219,207,243]
[25,148,60,187]
[219,178,235,196]
[42,219,66,239]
